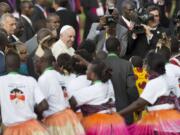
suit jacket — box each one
[0,52,5,76]
[19,16,35,42]
[56,9,79,49]
[87,23,128,56]
[31,5,46,32]
[118,16,167,58]
[126,26,167,58]
[104,55,139,124]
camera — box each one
[97,15,117,31]
[97,3,117,31]
[132,8,154,34]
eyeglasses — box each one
[153,15,159,17]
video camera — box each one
[132,8,154,34]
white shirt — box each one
[38,69,67,117]
[56,7,66,11]
[51,39,75,59]
[122,16,132,28]
[21,14,33,26]
[141,74,180,105]
[73,80,115,106]
[63,73,76,88]
[0,50,4,55]
[165,63,180,79]
[67,75,91,98]
[0,73,45,126]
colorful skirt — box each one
[82,113,129,135]
[43,109,85,135]
[76,112,83,122]
[3,119,49,135]
[129,109,180,135]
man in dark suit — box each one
[0,13,19,43]
[87,7,128,56]
[104,37,139,124]
[31,0,48,32]
[117,1,167,58]
[126,4,167,58]
[52,0,79,49]
[0,32,8,76]
[19,1,35,42]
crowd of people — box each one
[0,0,179,135]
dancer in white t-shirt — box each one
[0,51,49,135]
[69,60,129,135]
[56,53,76,106]
[119,52,180,135]
[66,50,92,120]
[38,49,85,135]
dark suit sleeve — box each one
[159,5,170,27]
[126,31,136,55]
[0,54,5,76]
[126,63,139,103]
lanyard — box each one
[8,72,18,75]
[108,53,118,57]
[93,80,102,84]
[43,67,54,73]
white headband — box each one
[60,25,74,35]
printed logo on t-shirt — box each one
[10,88,25,106]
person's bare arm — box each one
[35,99,49,120]
[69,96,78,111]
[119,98,149,116]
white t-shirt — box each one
[141,74,180,105]
[165,63,180,78]
[0,73,45,126]
[67,75,91,98]
[73,80,115,106]
[38,69,67,117]
[63,74,76,87]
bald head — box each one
[6,51,20,72]
[121,0,135,20]
[46,13,60,30]
[20,1,33,16]
[60,25,75,48]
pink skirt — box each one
[129,109,180,135]
[82,113,129,135]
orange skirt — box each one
[43,109,85,135]
[82,113,129,135]
[3,119,49,135]
[76,112,83,122]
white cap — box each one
[60,25,74,35]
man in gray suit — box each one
[87,9,128,56]
[104,37,139,124]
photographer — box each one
[124,4,168,58]
[87,1,128,56]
